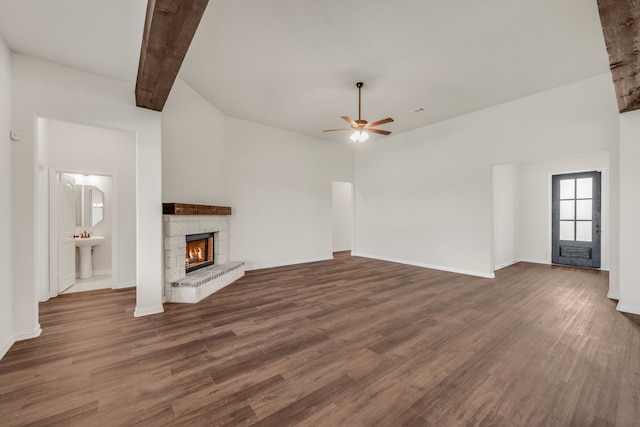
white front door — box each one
[57,173,76,292]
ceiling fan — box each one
[323,82,394,143]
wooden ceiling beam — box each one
[597,0,640,113]
[135,0,209,111]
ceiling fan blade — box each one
[341,116,356,126]
[367,128,391,135]
[368,117,394,127]
[322,128,351,132]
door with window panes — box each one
[551,171,601,268]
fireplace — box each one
[185,232,215,273]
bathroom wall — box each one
[70,174,113,277]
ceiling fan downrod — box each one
[356,82,364,123]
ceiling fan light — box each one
[350,130,369,143]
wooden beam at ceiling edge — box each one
[135,0,209,111]
[597,0,640,113]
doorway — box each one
[332,181,354,254]
[551,171,601,268]
[50,171,115,295]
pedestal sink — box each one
[75,236,105,279]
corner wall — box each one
[161,80,355,270]
[224,117,354,269]
[0,34,14,358]
[354,74,619,277]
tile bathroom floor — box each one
[62,274,111,294]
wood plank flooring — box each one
[1,252,639,426]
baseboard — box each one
[617,303,640,316]
[519,258,550,265]
[607,292,620,300]
[76,269,111,279]
[351,252,494,279]
[494,259,520,271]
[245,257,333,271]
[134,305,164,317]
[93,269,112,277]
[0,334,15,360]
[332,247,351,253]
[112,281,136,290]
[14,325,42,341]
[520,258,610,272]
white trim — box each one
[76,269,111,279]
[49,168,59,299]
[332,247,352,253]
[134,305,164,317]
[617,303,640,316]
[607,292,620,300]
[351,252,495,279]
[112,281,136,290]
[14,325,42,341]
[245,257,333,271]
[0,335,15,360]
[520,258,550,265]
[520,257,610,272]
[494,259,520,271]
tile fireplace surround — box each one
[163,203,245,303]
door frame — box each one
[547,168,607,269]
[49,168,118,298]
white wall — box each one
[354,74,619,278]
[493,163,520,269]
[162,78,227,205]
[518,152,610,269]
[225,117,354,269]
[12,54,163,330]
[43,119,136,289]
[161,80,355,270]
[332,181,353,252]
[0,34,14,359]
[618,110,640,314]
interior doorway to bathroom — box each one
[38,117,137,301]
[50,171,115,295]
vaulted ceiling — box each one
[0,0,613,142]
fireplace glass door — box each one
[185,233,214,273]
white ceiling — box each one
[0,0,611,142]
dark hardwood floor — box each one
[1,253,639,426]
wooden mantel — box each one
[163,203,231,216]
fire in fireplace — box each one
[185,232,215,273]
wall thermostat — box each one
[10,131,21,141]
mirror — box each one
[75,185,104,227]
